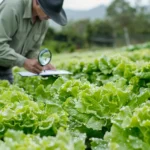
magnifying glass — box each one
[38,48,52,66]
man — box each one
[0,0,67,83]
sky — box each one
[63,0,150,10]
[0,0,148,11]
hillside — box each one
[65,5,106,21]
[49,5,107,30]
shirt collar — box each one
[23,0,32,19]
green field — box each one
[52,48,120,66]
[0,47,150,149]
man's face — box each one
[36,5,50,21]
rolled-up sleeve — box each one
[0,3,26,67]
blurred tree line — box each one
[43,0,150,53]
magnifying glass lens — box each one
[38,49,52,66]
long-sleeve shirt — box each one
[0,0,49,68]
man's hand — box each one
[24,59,43,74]
[44,64,56,70]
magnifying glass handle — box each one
[43,66,46,72]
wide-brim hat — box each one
[37,0,67,26]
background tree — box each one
[86,20,114,47]
[107,0,136,35]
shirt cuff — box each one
[14,53,26,67]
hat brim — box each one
[37,0,67,26]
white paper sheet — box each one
[19,70,72,77]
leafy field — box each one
[1,47,150,149]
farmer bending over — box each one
[0,0,67,83]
